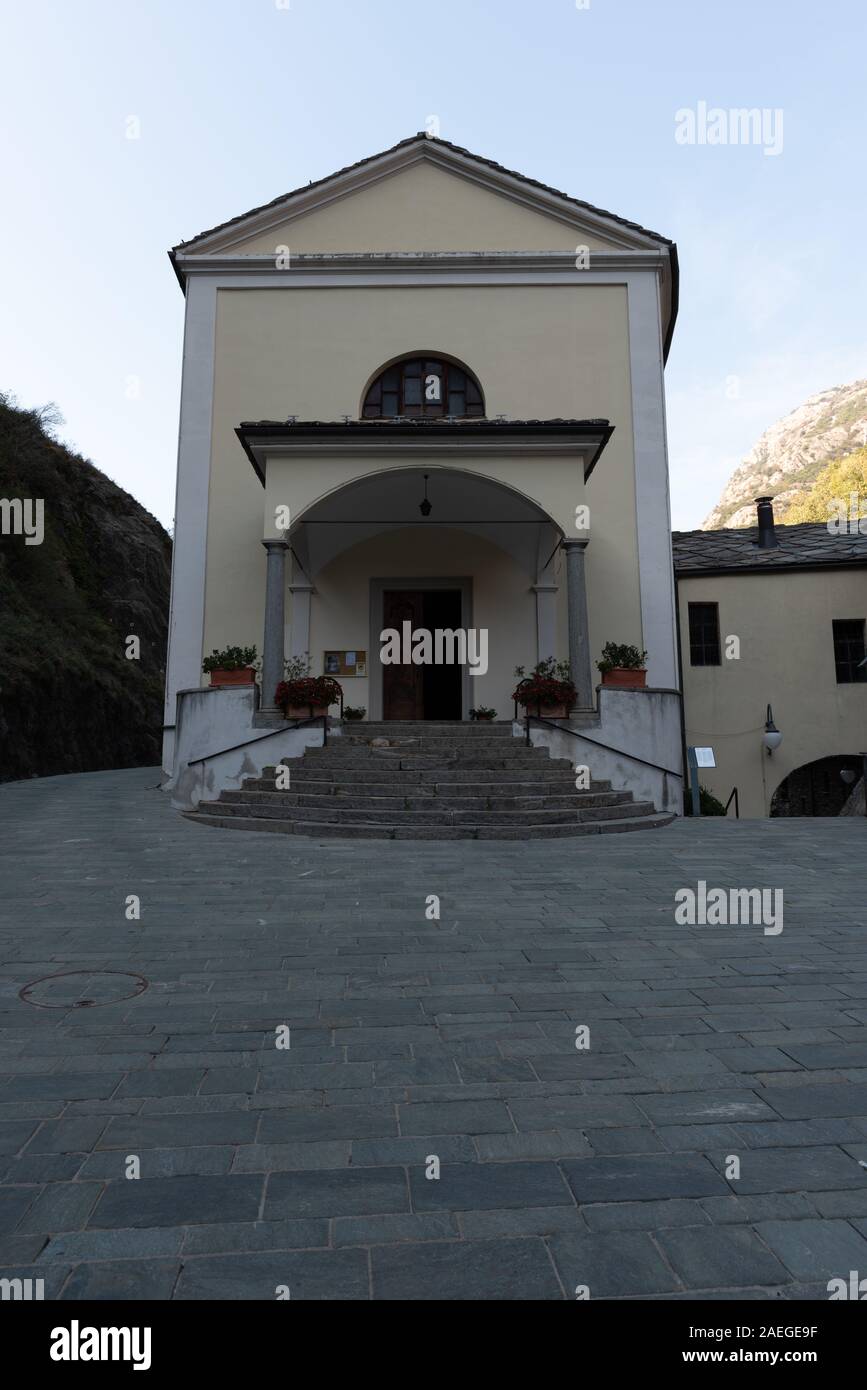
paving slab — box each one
[1,768,867,1299]
[371,1237,562,1299]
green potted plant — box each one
[512,660,576,719]
[276,654,342,719]
[202,645,258,687]
[343,706,366,722]
[597,642,648,689]
[469,706,497,721]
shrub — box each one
[596,642,648,675]
[512,659,576,708]
[202,645,258,673]
[276,675,343,711]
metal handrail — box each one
[187,712,330,767]
[522,712,683,780]
[724,786,740,818]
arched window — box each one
[362,357,485,419]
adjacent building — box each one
[674,500,867,817]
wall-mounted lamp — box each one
[762,704,782,755]
[419,474,432,518]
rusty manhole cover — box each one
[19,970,149,1009]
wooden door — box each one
[382,591,424,720]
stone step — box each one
[215,788,634,812]
[198,799,658,827]
[344,722,515,736]
[261,767,586,787]
[307,742,555,756]
[341,742,526,756]
[185,810,675,840]
[298,753,566,769]
[341,733,516,745]
[188,720,669,841]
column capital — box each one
[262,536,289,553]
[561,536,590,550]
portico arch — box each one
[238,417,610,716]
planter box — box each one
[602,668,647,689]
[519,702,570,719]
[283,705,329,720]
[209,668,256,687]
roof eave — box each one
[674,558,867,578]
[663,242,679,364]
[236,419,614,487]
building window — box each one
[688,602,721,666]
[832,619,867,683]
[362,357,485,419]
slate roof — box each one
[235,418,614,487]
[672,522,867,575]
[236,417,611,430]
[172,133,674,253]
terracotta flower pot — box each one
[283,704,329,720]
[209,667,256,687]
[602,668,647,689]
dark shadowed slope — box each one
[0,396,171,781]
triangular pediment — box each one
[174,135,671,258]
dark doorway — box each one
[770,755,863,816]
[382,589,463,721]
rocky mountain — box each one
[0,395,172,782]
[702,378,867,529]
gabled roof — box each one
[672,522,867,576]
[173,132,675,254]
[170,132,679,359]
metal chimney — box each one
[755,496,779,548]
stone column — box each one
[260,539,288,713]
[563,539,593,711]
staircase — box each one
[185,722,674,840]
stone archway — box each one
[770,755,864,817]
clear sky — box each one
[1,0,864,531]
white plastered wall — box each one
[201,282,643,677]
[679,568,867,816]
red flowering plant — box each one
[276,655,343,714]
[512,659,576,710]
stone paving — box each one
[1,766,866,1300]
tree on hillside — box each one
[781,447,867,526]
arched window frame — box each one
[361,355,485,419]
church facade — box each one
[162,135,684,823]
